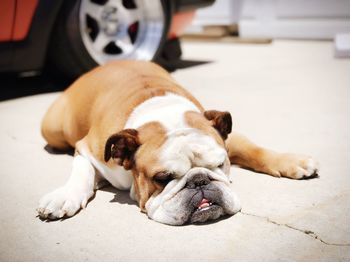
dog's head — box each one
[104,110,241,225]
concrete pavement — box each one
[0,40,350,261]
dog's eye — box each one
[153,171,174,186]
[218,162,225,169]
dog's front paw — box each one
[37,186,93,220]
[270,153,319,179]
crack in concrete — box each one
[240,211,350,247]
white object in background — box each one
[239,0,350,40]
[335,34,350,58]
[185,0,242,33]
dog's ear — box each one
[204,110,232,140]
[104,129,140,170]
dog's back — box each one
[41,61,202,150]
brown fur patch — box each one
[132,121,169,209]
[204,110,232,140]
[184,111,226,147]
[104,129,140,170]
[133,171,161,212]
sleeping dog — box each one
[37,61,318,225]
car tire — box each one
[49,0,172,79]
[154,37,183,72]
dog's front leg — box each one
[226,131,319,179]
[37,153,96,220]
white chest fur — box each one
[125,93,200,130]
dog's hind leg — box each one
[226,131,319,179]
[41,95,71,150]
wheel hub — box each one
[79,0,165,63]
[101,5,119,36]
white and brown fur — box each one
[37,61,318,223]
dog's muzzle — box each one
[184,172,227,223]
[146,167,241,225]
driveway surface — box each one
[0,40,349,261]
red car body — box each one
[0,0,214,74]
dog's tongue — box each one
[198,198,210,208]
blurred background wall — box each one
[186,0,350,40]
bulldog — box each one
[37,61,318,225]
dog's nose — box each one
[186,173,211,189]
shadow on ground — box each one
[0,70,70,102]
[0,59,211,102]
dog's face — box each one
[104,111,241,225]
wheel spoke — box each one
[80,0,104,20]
[93,33,111,52]
[125,9,141,25]
[116,34,133,53]
[114,0,141,25]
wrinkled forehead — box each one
[160,129,227,175]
